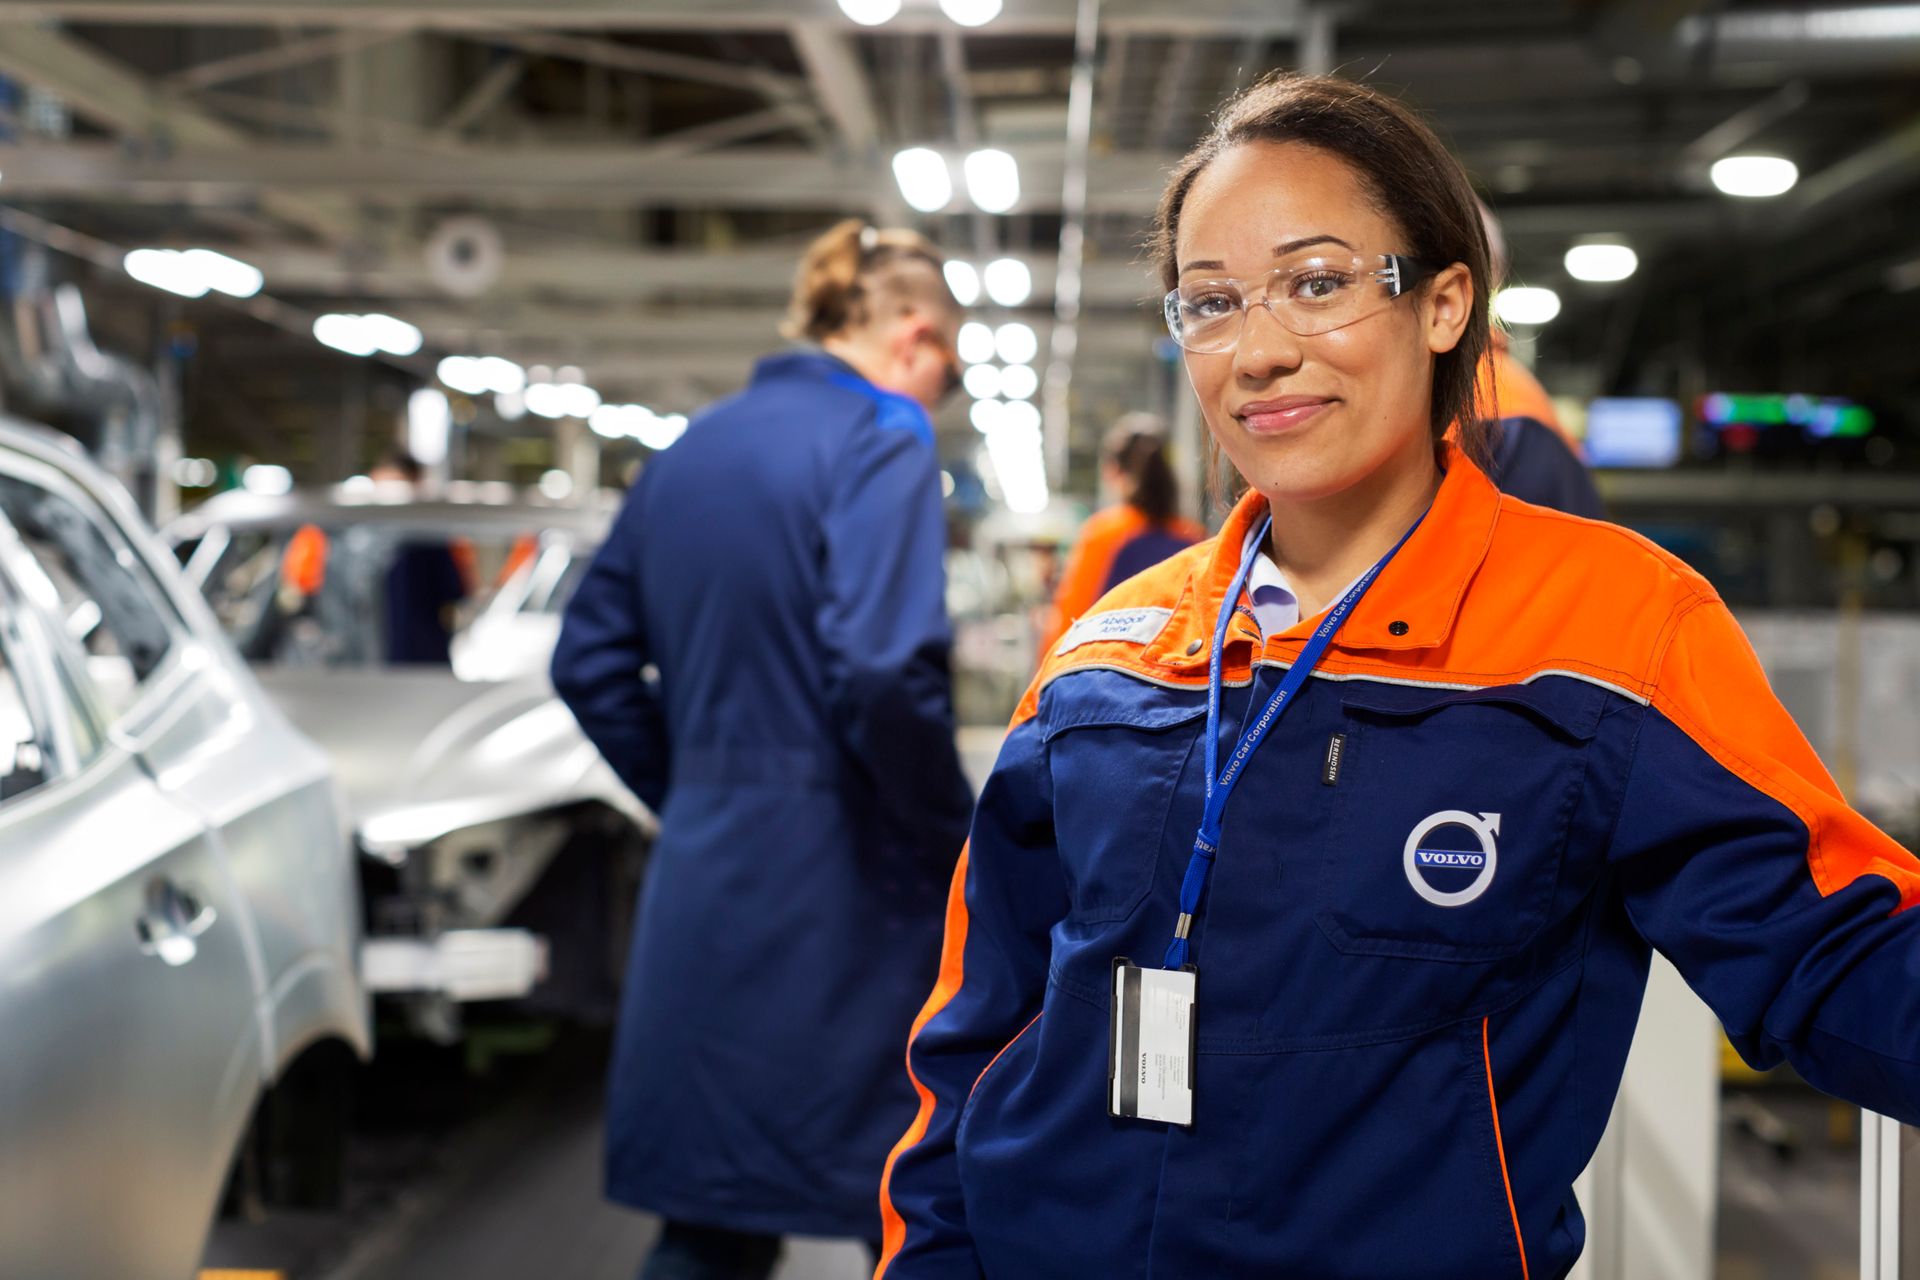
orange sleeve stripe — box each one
[1482,1016,1530,1280]
[875,843,974,1277]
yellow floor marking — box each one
[199,1271,285,1279]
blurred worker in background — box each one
[1469,202,1604,518]
[1038,416,1206,658]
[551,219,975,1280]
[369,449,470,665]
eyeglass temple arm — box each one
[1381,255,1442,297]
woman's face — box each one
[1173,139,1470,505]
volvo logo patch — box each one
[1403,810,1502,908]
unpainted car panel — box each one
[0,418,367,1276]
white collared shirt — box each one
[1246,553,1368,641]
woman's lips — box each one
[1237,398,1334,435]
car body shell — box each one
[0,418,366,1279]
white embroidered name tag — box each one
[1055,606,1173,655]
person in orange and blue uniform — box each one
[1038,417,1207,659]
[877,76,1920,1280]
[551,219,975,1280]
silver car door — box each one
[0,451,363,1081]
[0,543,259,1280]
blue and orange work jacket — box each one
[877,445,1920,1279]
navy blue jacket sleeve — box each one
[550,474,671,811]
[878,707,1066,1277]
[818,416,974,863]
[1609,594,1920,1122]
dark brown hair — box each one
[1103,415,1180,525]
[1149,74,1495,470]
[782,219,960,343]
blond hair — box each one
[782,219,959,343]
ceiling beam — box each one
[0,138,1177,213]
[787,21,881,155]
[0,24,357,243]
[0,0,1304,36]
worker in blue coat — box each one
[552,218,975,1280]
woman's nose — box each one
[1231,302,1304,382]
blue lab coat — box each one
[552,349,974,1240]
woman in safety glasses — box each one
[877,75,1920,1280]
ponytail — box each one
[783,219,958,343]
[1104,416,1180,525]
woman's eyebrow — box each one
[1179,234,1357,277]
[1276,234,1353,255]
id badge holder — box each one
[1108,957,1197,1127]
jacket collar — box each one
[751,347,862,386]
[1143,443,1501,674]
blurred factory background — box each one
[0,2,1913,1278]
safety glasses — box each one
[1162,254,1443,354]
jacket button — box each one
[1388,620,1410,636]
[1186,638,1204,656]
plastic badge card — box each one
[1109,959,1196,1126]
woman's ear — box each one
[1422,263,1473,356]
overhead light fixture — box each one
[314,312,421,357]
[999,363,1039,400]
[635,411,689,451]
[957,321,997,365]
[939,0,1003,27]
[524,382,567,419]
[994,321,1039,365]
[124,249,210,299]
[475,355,526,394]
[538,469,574,501]
[494,389,527,422]
[983,257,1032,307]
[1710,155,1798,198]
[962,363,1002,400]
[559,382,602,419]
[408,388,451,466]
[837,0,901,23]
[969,398,1006,434]
[181,248,264,298]
[963,148,1020,214]
[1563,243,1638,283]
[944,261,981,306]
[1493,286,1562,327]
[892,147,953,213]
[437,355,489,395]
[313,313,379,356]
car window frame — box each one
[0,449,195,744]
[0,540,94,794]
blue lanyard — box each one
[1163,511,1424,971]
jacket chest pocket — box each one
[1043,680,1207,924]
[1315,682,1601,962]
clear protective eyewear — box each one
[1162,254,1442,354]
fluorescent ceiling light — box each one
[1563,244,1638,283]
[524,382,567,419]
[438,355,489,395]
[999,363,1039,401]
[994,321,1039,365]
[963,363,1002,400]
[983,258,1032,307]
[475,355,526,394]
[957,321,997,365]
[559,382,602,419]
[1493,286,1562,327]
[969,398,1005,433]
[892,148,953,213]
[539,469,574,501]
[313,313,379,357]
[1710,154,1798,198]
[124,249,209,299]
[181,248,264,298]
[963,149,1020,214]
[837,0,901,23]
[943,261,981,306]
[939,0,1003,27]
